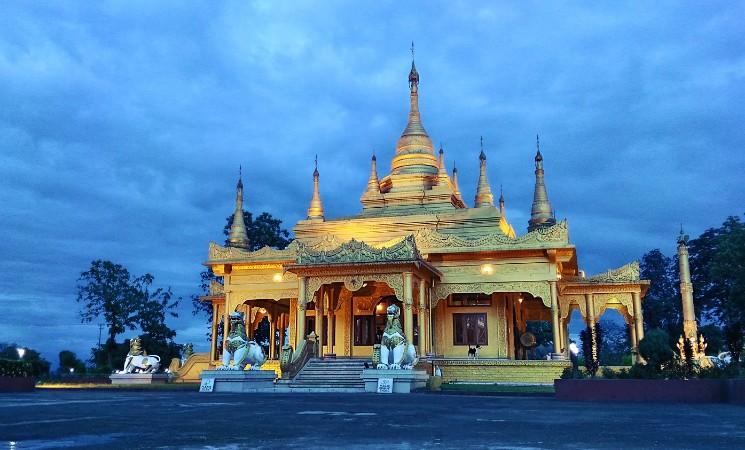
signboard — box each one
[376,377,394,394]
[199,377,215,393]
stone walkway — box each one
[1,390,744,449]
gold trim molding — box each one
[433,281,551,308]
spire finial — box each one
[475,139,494,207]
[479,136,486,161]
[227,170,250,249]
[408,42,419,91]
[528,134,555,231]
[308,156,324,220]
[439,142,444,155]
[411,41,415,62]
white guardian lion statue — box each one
[120,336,161,374]
[377,304,418,370]
[219,311,266,370]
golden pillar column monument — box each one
[677,230,698,341]
[632,291,644,342]
[315,286,325,356]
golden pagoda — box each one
[197,54,650,384]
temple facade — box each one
[201,59,649,381]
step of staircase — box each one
[288,358,371,392]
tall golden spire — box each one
[227,166,250,249]
[474,136,494,207]
[390,42,439,182]
[307,156,325,220]
[452,162,464,205]
[528,134,556,231]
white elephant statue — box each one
[219,311,267,370]
[377,304,418,370]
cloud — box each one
[1,1,743,362]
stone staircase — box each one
[286,358,371,392]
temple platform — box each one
[361,369,429,393]
[433,358,570,384]
[199,370,276,393]
[109,373,169,385]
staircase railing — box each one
[280,336,318,380]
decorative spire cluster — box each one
[307,155,325,220]
[474,136,495,207]
[528,134,556,231]
[227,166,250,249]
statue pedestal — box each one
[361,369,429,393]
[109,373,169,385]
[199,370,276,393]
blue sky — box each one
[1,1,743,365]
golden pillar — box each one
[629,320,638,363]
[326,292,334,355]
[315,286,325,356]
[550,281,561,354]
[633,291,644,342]
[418,279,426,356]
[269,313,276,359]
[296,278,306,350]
[210,301,219,361]
[222,294,230,357]
[677,232,698,341]
[403,272,414,343]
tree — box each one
[59,350,86,375]
[689,214,745,361]
[580,323,603,376]
[0,343,51,377]
[640,249,681,347]
[638,328,674,371]
[192,211,292,328]
[598,319,631,365]
[76,260,179,370]
[76,260,141,367]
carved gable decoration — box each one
[413,220,569,253]
[296,235,420,265]
[208,241,297,262]
[586,261,640,283]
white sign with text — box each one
[199,377,215,393]
[377,377,394,394]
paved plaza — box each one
[1,390,744,449]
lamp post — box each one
[569,342,580,378]
[16,347,26,360]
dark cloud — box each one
[1,1,743,363]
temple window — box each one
[453,313,488,346]
[448,293,492,307]
[354,315,376,346]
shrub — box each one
[638,328,675,370]
[0,359,33,377]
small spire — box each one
[452,162,463,204]
[362,151,382,200]
[227,167,250,249]
[437,144,450,185]
[528,135,556,232]
[499,184,506,216]
[475,138,494,207]
[307,156,324,220]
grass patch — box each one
[440,383,555,395]
[37,382,200,391]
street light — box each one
[69,367,74,374]
[569,342,580,378]
[16,347,25,359]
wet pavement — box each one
[1,390,744,449]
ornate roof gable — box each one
[296,235,420,265]
[413,219,569,253]
[586,261,640,283]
